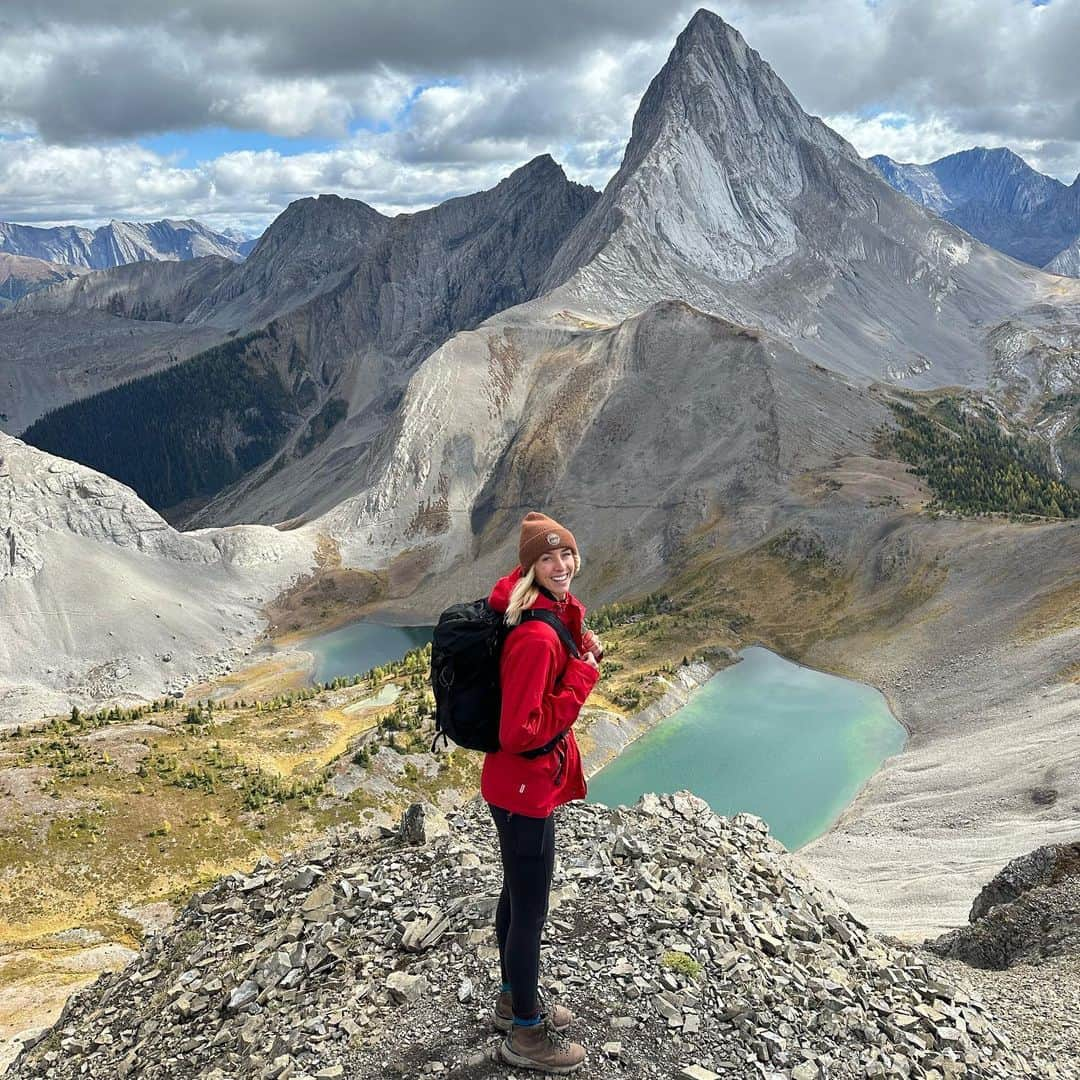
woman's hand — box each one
[582,629,604,661]
[581,650,600,671]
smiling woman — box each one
[477,510,603,1071]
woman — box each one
[482,511,602,1074]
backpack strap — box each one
[518,609,581,661]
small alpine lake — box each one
[586,646,906,850]
[298,620,433,686]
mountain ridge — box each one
[871,147,1080,270]
[16,156,599,526]
[0,253,88,309]
[0,217,256,269]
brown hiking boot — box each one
[499,1013,586,1074]
[493,988,572,1032]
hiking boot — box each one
[493,988,572,1032]
[498,1013,586,1074]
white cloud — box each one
[0,135,541,231]
[217,81,353,138]
[827,110,1080,181]
[3,1,1080,230]
[0,139,204,222]
[826,112,996,167]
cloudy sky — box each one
[0,1,1075,234]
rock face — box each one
[0,218,252,268]
[0,253,87,309]
[7,793,1042,1079]
[927,843,1080,969]
[872,148,1080,272]
[540,10,1056,389]
[0,431,316,724]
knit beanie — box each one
[518,511,578,573]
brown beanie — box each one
[518,511,578,573]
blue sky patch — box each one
[141,128,339,163]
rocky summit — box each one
[10,793,1048,1080]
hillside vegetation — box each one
[884,397,1080,518]
[20,331,298,514]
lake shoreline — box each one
[582,645,907,852]
[796,614,1080,943]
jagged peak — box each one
[496,153,600,202]
[934,146,1036,172]
[611,6,852,186]
[678,7,747,56]
[648,8,774,104]
[517,151,560,173]
[262,193,386,236]
[498,152,567,189]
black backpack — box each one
[429,598,580,756]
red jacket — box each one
[480,566,600,818]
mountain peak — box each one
[507,153,564,183]
[542,7,865,296]
[678,7,739,47]
[938,146,1034,174]
[873,144,1076,265]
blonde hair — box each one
[504,552,582,627]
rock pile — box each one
[10,792,1047,1079]
[927,842,1080,970]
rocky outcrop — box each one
[926,843,1080,970]
[8,793,1041,1079]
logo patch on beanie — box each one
[546,532,561,546]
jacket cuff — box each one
[563,656,601,693]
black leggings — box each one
[489,803,555,1020]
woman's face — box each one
[534,548,576,599]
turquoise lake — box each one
[299,622,905,852]
[300,621,432,685]
[586,646,906,850]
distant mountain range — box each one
[0,218,258,269]
[871,148,1080,272]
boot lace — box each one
[534,990,570,1049]
[541,1012,571,1051]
